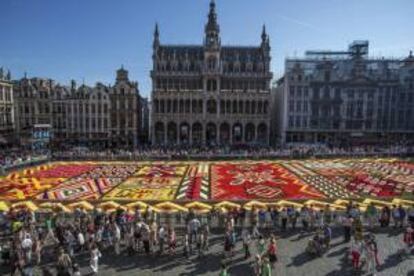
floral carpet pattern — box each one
[103,164,188,201]
[210,162,324,200]
[1,159,413,201]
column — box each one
[164,122,167,145]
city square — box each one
[1,0,413,275]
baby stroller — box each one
[306,236,322,256]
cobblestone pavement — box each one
[2,227,414,276]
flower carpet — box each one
[0,158,413,201]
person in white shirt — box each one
[113,223,121,255]
[90,243,101,275]
[77,231,85,252]
[189,217,201,245]
[158,225,166,254]
[21,234,33,263]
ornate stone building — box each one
[275,41,414,145]
[109,67,140,148]
[62,82,111,147]
[150,0,273,146]
[13,77,55,145]
[13,68,142,148]
[0,68,14,146]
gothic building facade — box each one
[150,0,273,146]
[275,41,414,145]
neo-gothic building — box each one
[0,68,14,146]
[150,0,273,146]
[13,68,143,148]
[275,41,414,145]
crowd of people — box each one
[51,143,414,161]
[0,202,414,275]
[1,143,412,171]
[0,149,49,172]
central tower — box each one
[150,0,273,146]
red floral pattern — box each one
[30,164,97,178]
[211,163,324,200]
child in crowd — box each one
[350,238,362,271]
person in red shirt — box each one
[267,237,277,267]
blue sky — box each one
[0,0,412,97]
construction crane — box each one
[305,40,369,59]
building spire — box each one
[261,23,270,54]
[205,0,220,49]
[261,24,267,42]
[206,0,219,33]
[153,22,160,49]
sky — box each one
[0,0,413,97]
